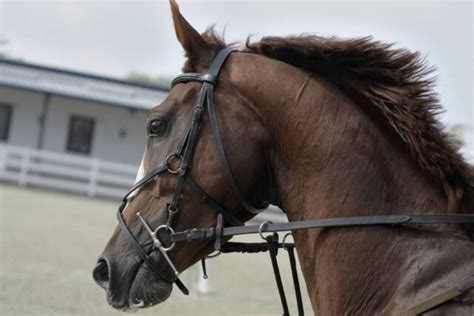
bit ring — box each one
[165,153,182,174]
[258,221,273,240]
[154,225,176,251]
[282,233,294,251]
[206,250,221,259]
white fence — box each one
[0,143,288,222]
[0,144,137,199]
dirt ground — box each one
[0,184,312,315]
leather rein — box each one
[116,48,474,315]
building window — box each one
[0,104,13,141]
[66,115,95,154]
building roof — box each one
[0,58,169,110]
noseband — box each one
[116,48,266,295]
[116,48,474,314]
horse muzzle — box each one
[93,254,173,310]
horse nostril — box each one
[93,258,110,290]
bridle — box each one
[116,48,266,296]
[116,48,474,315]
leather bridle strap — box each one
[171,73,217,86]
[172,48,267,215]
[172,214,474,242]
[168,47,264,227]
[168,48,240,227]
[121,164,168,202]
[206,72,268,215]
[167,94,204,226]
[266,234,290,316]
[185,174,243,226]
[287,245,305,316]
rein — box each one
[171,214,474,242]
[116,48,474,315]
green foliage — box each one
[126,71,172,89]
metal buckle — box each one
[205,250,221,259]
[165,153,183,174]
[168,204,179,215]
[282,233,293,251]
[258,221,273,240]
[186,228,199,241]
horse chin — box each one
[127,265,173,310]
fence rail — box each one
[0,143,288,223]
[0,144,136,199]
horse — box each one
[93,1,474,314]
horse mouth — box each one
[102,258,173,311]
[127,264,173,310]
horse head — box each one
[93,1,272,310]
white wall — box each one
[43,95,148,165]
[0,86,44,148]
[1,86,150,165]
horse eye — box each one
[149,120,167,136]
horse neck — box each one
[231,53,472,314]
[233,57,448,219]
[272,80,448,219]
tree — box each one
[126,71,172,89]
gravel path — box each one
[0,184,312,315]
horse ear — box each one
[170,0,213,71]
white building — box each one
[0,58,168,165]
[0,58,169,199]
